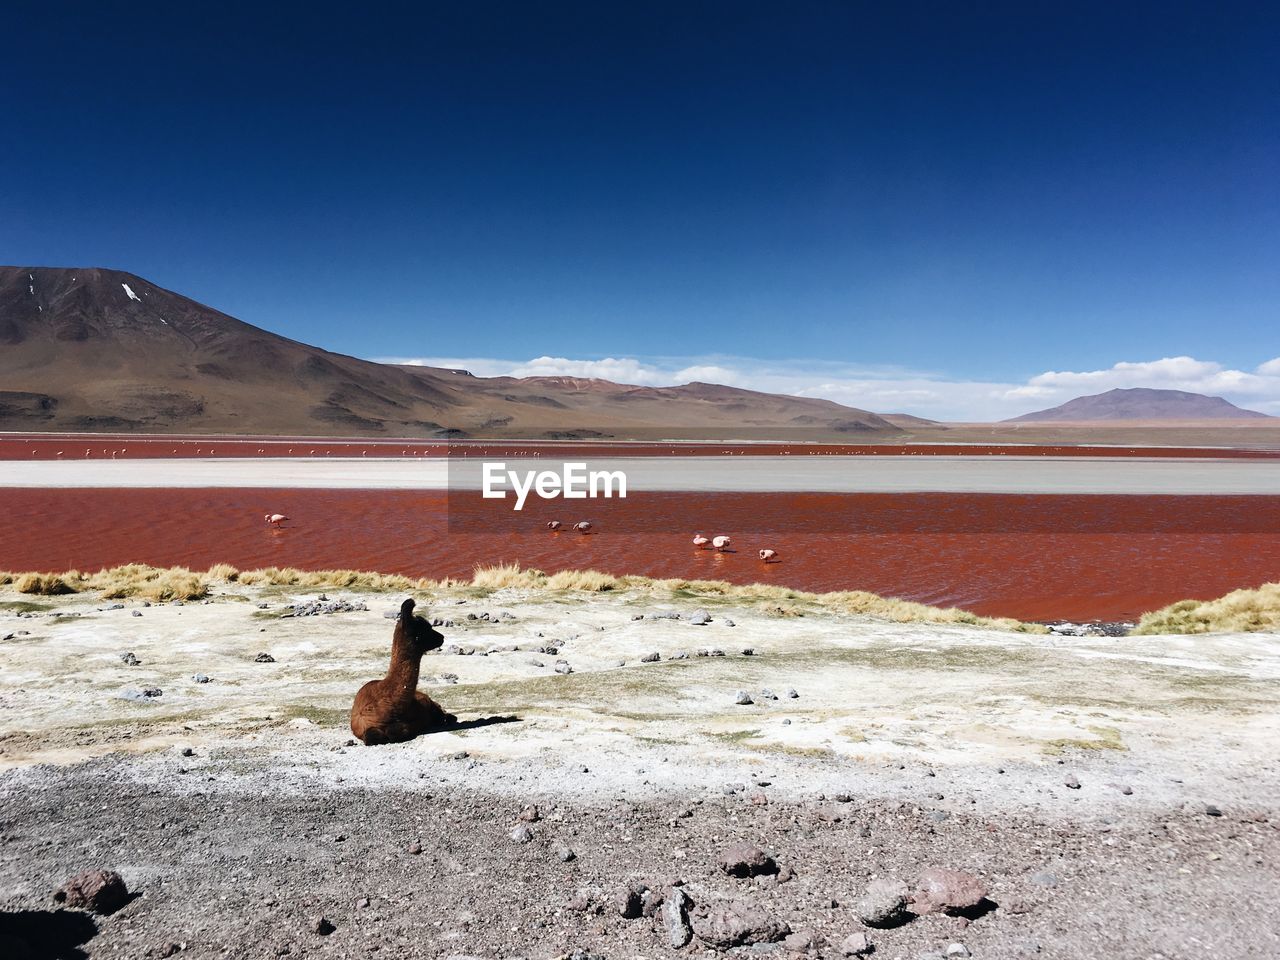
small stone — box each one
[120,652,141,665]
[517,804,540,822]
[911,867,988,915]
[356,897,370,909]
[156,942,181,957]
[724,619,736,627]
[131,610,143,617]
[786,688,799,698]
[192,674,211,684]
[839,931,873,956]
[945,945,972,959]
[1119,785,1133,795]
[640,652,660,663]
[662,886,693,948]
[734,690,754,705]
[555,661,573,675]
[509,825,533,843]
[407,841,423,855]
[53,869,129,915]
[1030,871,1057,886]
[855,877,909,927]
[718,842,778,878]
[1205,803,1224,817]
[180,747,194,757]
[742,648,755,656]
[254,652,275,663]
[314,917,336,936]
[1064,775,1081,789]
[685,609,712,625]
[615,883,645,919]
[691,900,790,948]
[555,844,576,863]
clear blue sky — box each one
[2,2,1278,414]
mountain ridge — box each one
[1007,387,1270,422]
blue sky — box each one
[2,2,1278,418]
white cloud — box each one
[376,352,1280,421]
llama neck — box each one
[384,636,423,703]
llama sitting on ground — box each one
[351,598,457,745]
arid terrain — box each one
[1,578,1277,958]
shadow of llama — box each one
[351,598,457,745]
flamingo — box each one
[573,521,592,534]
[265,513,289,526]
[711,535,731,551]
[547,520,562,531]
[759,548,779,563]
[692,533,710,549]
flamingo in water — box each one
[547,520,562,531]
[265,513,289,527]
[573,521,592,534]
[759,548,779,563]
[692,533,710,549]
[711,535,731,551]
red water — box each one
[2,487,1277,622]
[4,434,1279,460]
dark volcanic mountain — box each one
[1007,387,1270,422]
[0,266,899,437]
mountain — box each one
[0,266,899,438]
[1007,387,1271,422]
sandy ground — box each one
[1,583,1278,958]
[3,455,1280,493]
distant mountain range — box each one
[1007,387,1270,422]
[0,266,899,438]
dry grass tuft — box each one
[471,563,546,590]
[233,567,424,591]
[1134,582,1280,635]
[544,569,621,592]
[207,563,240,582]
[86,564,209,601]
[15,572,81,595]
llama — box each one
[350,598,457,745]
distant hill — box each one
[0,266,900,438]
[1007,387,1271,422]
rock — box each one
[759,688,778,700]
[180,746,194,757]
[192,673,210,684]
[1119,785,1133,795]
[839,931,873,956]
[946,945,972,958]
[724,619,735,627]
[734,690,754,705]
[156,942,181,957]
[254,652,275,663]
[554,844,577,863]
[671,650,689,660]
[691,900,790,948]
[709,648,725,657]
[742,648,755,656]
[615,883,646,919]
[662,886,693,948]
[1029,871,1057,886]
[911,867,988,915]
[518,804,541,822]
[121,687,163,701]
[120,652,141,665]
[1064,775,1081,789]
[314,917,336,936]
[640,652,661,663]
[784,929,819,951]
[407,841,423,855]
[684,609,712,625]
[631,613,644,620]
[855,877,910,927]
[509,825,533,843]
[131,610,143,617]
[786,688,799,699]
[718,842,778,878]
[53,869,129,914]
[1205,803,1224,817]
[555,661,573,675]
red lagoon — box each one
[2,487,1277,622]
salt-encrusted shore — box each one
[1,580,1277,957]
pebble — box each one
[759,688,779,700]
[407,841,423,855]
[839,931,873,956]
[662,886,693,948]
[554,661,573,675]
[554,844,576,863]
[120,652,141,665]
[192,673,211,683]
[1205,803,1224,817]
[1030,871,1057,886]
[786,688,799,698]
[734,690,754,705]
[855,877,909,927]
[254,652,276,663]
[131,610,142,617]
[1120,785,1134,795]
[724,618,736,627]
[1064,775,1081,789]
[742,648,755,656]
[314,917,336,936]
[640,652,660,663]
[509,825,533,843]
[913,867,988,914]
[53,869,129,915]
[718,842,778,878]
[684,610,712,625]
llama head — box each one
[395,597,444,654]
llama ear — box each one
[400,598,416,618]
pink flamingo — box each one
[712,535,731,551]
[573,521,592,534]
[692,533,710,549]
[759,548,779,563]
[547,520,562,531]
[265,513,289,526]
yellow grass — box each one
[1133,582,1280,635]
[0,561,1047,631]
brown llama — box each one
[350,598,457,745]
